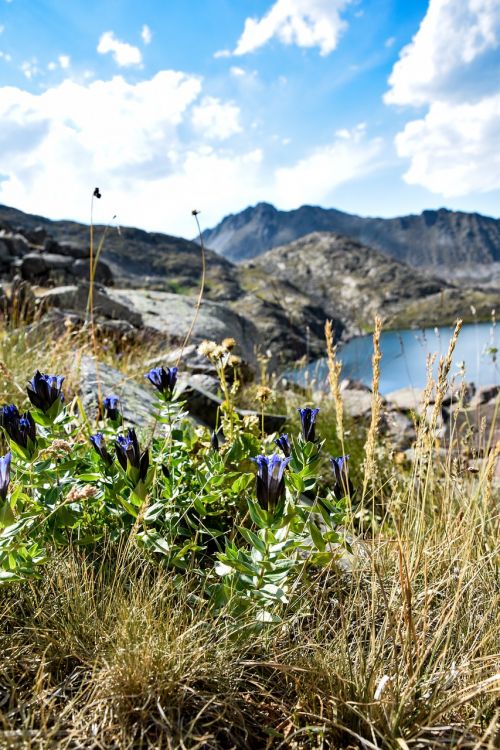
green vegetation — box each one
[0,318,499,749]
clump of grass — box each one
[0,311,498,749]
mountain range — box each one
[1,202,498,365]
[201,202,500,269]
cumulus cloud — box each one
[386,0,500,106]
[229,0,351,56]
[141,25,152,45]
[273,124,382,206]
[0,71,380,236]
[395,94,500,195]
[58,54,70,69]
[191,97,242,140]
[97,31,142,67]
[386,0,500,197]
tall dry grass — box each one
[0,315,498,748]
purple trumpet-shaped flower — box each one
[252,453,291,511]
[330,455,352,499]
[115,428,149,484]
[89,433,112,466]
[0,405,37,456]
[27,371,64,416]
[298,407,320,442]
[103,395,121,422]
[145,366,178,400]
[210,429,219,452]
[275,433,291,457]
[0,452,11,501]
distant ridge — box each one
[201,202,500,267]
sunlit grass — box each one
[0,313,498,749]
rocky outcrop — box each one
[201,201,500,268]
[105,289,260,365]
[0,226,113,287]
[78,355,285,433]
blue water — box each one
[290,322,500,395]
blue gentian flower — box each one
[0,405,37,456]
[89,433,112,465]
[27,371,65,416]
[252,453,291,511]
[330,455,352,499]
[210,430,219,452]
[298,407,320,442]
[275,433,291,457]
[145,366,178,400]
[103,395,121,422]
[0,452,11,501]
[115,428,149,485]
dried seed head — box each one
[198,340,217,358]
[256,385,272,404]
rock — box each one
[181,372,220,393]
[57,242,91,260]
[78,355,157,429]
[448,400,500,449]
[149,344,218,377]
[342,389,375,418]
[340,379,372,393]
[385,386,427,415]
[442,382,475,408]
[0,240,12,268]
[43,238,92,260]
[179,382,286,433]
[38,284,143,327]
[381,409,416,450]
[20,252,73,282]
[107,289,259,365]
[77,356,277,434]
[71,258,113,285]
[0,231,30,257]
[24,226,48,245]
[469,384,500,409]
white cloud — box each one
[213,49,231,59]
[273,124,382,207]
[0,72,381,237]
[58,55,70,69]
[231,0,352,56]
[97,31,142,67]
[0,50,12,62]
[386,0,500,197]
[395,94,500,196]
[21,58,39,79]
[386,0,500,107]
[230,66,246,77]
[191,96,242,140]
[0,24,4,33]
[141,24,152,45]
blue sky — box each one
[0,0,499,238]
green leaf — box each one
[237,526,266,553]
[231,473,254,494]
[287,472,305,493]
[247,499,270,529]
[0,502,15,528]
[308,520,326,551]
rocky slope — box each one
[0,204,240,301]
[0,203,497,368]
[201,202,500,268]
[245,232,499,335]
